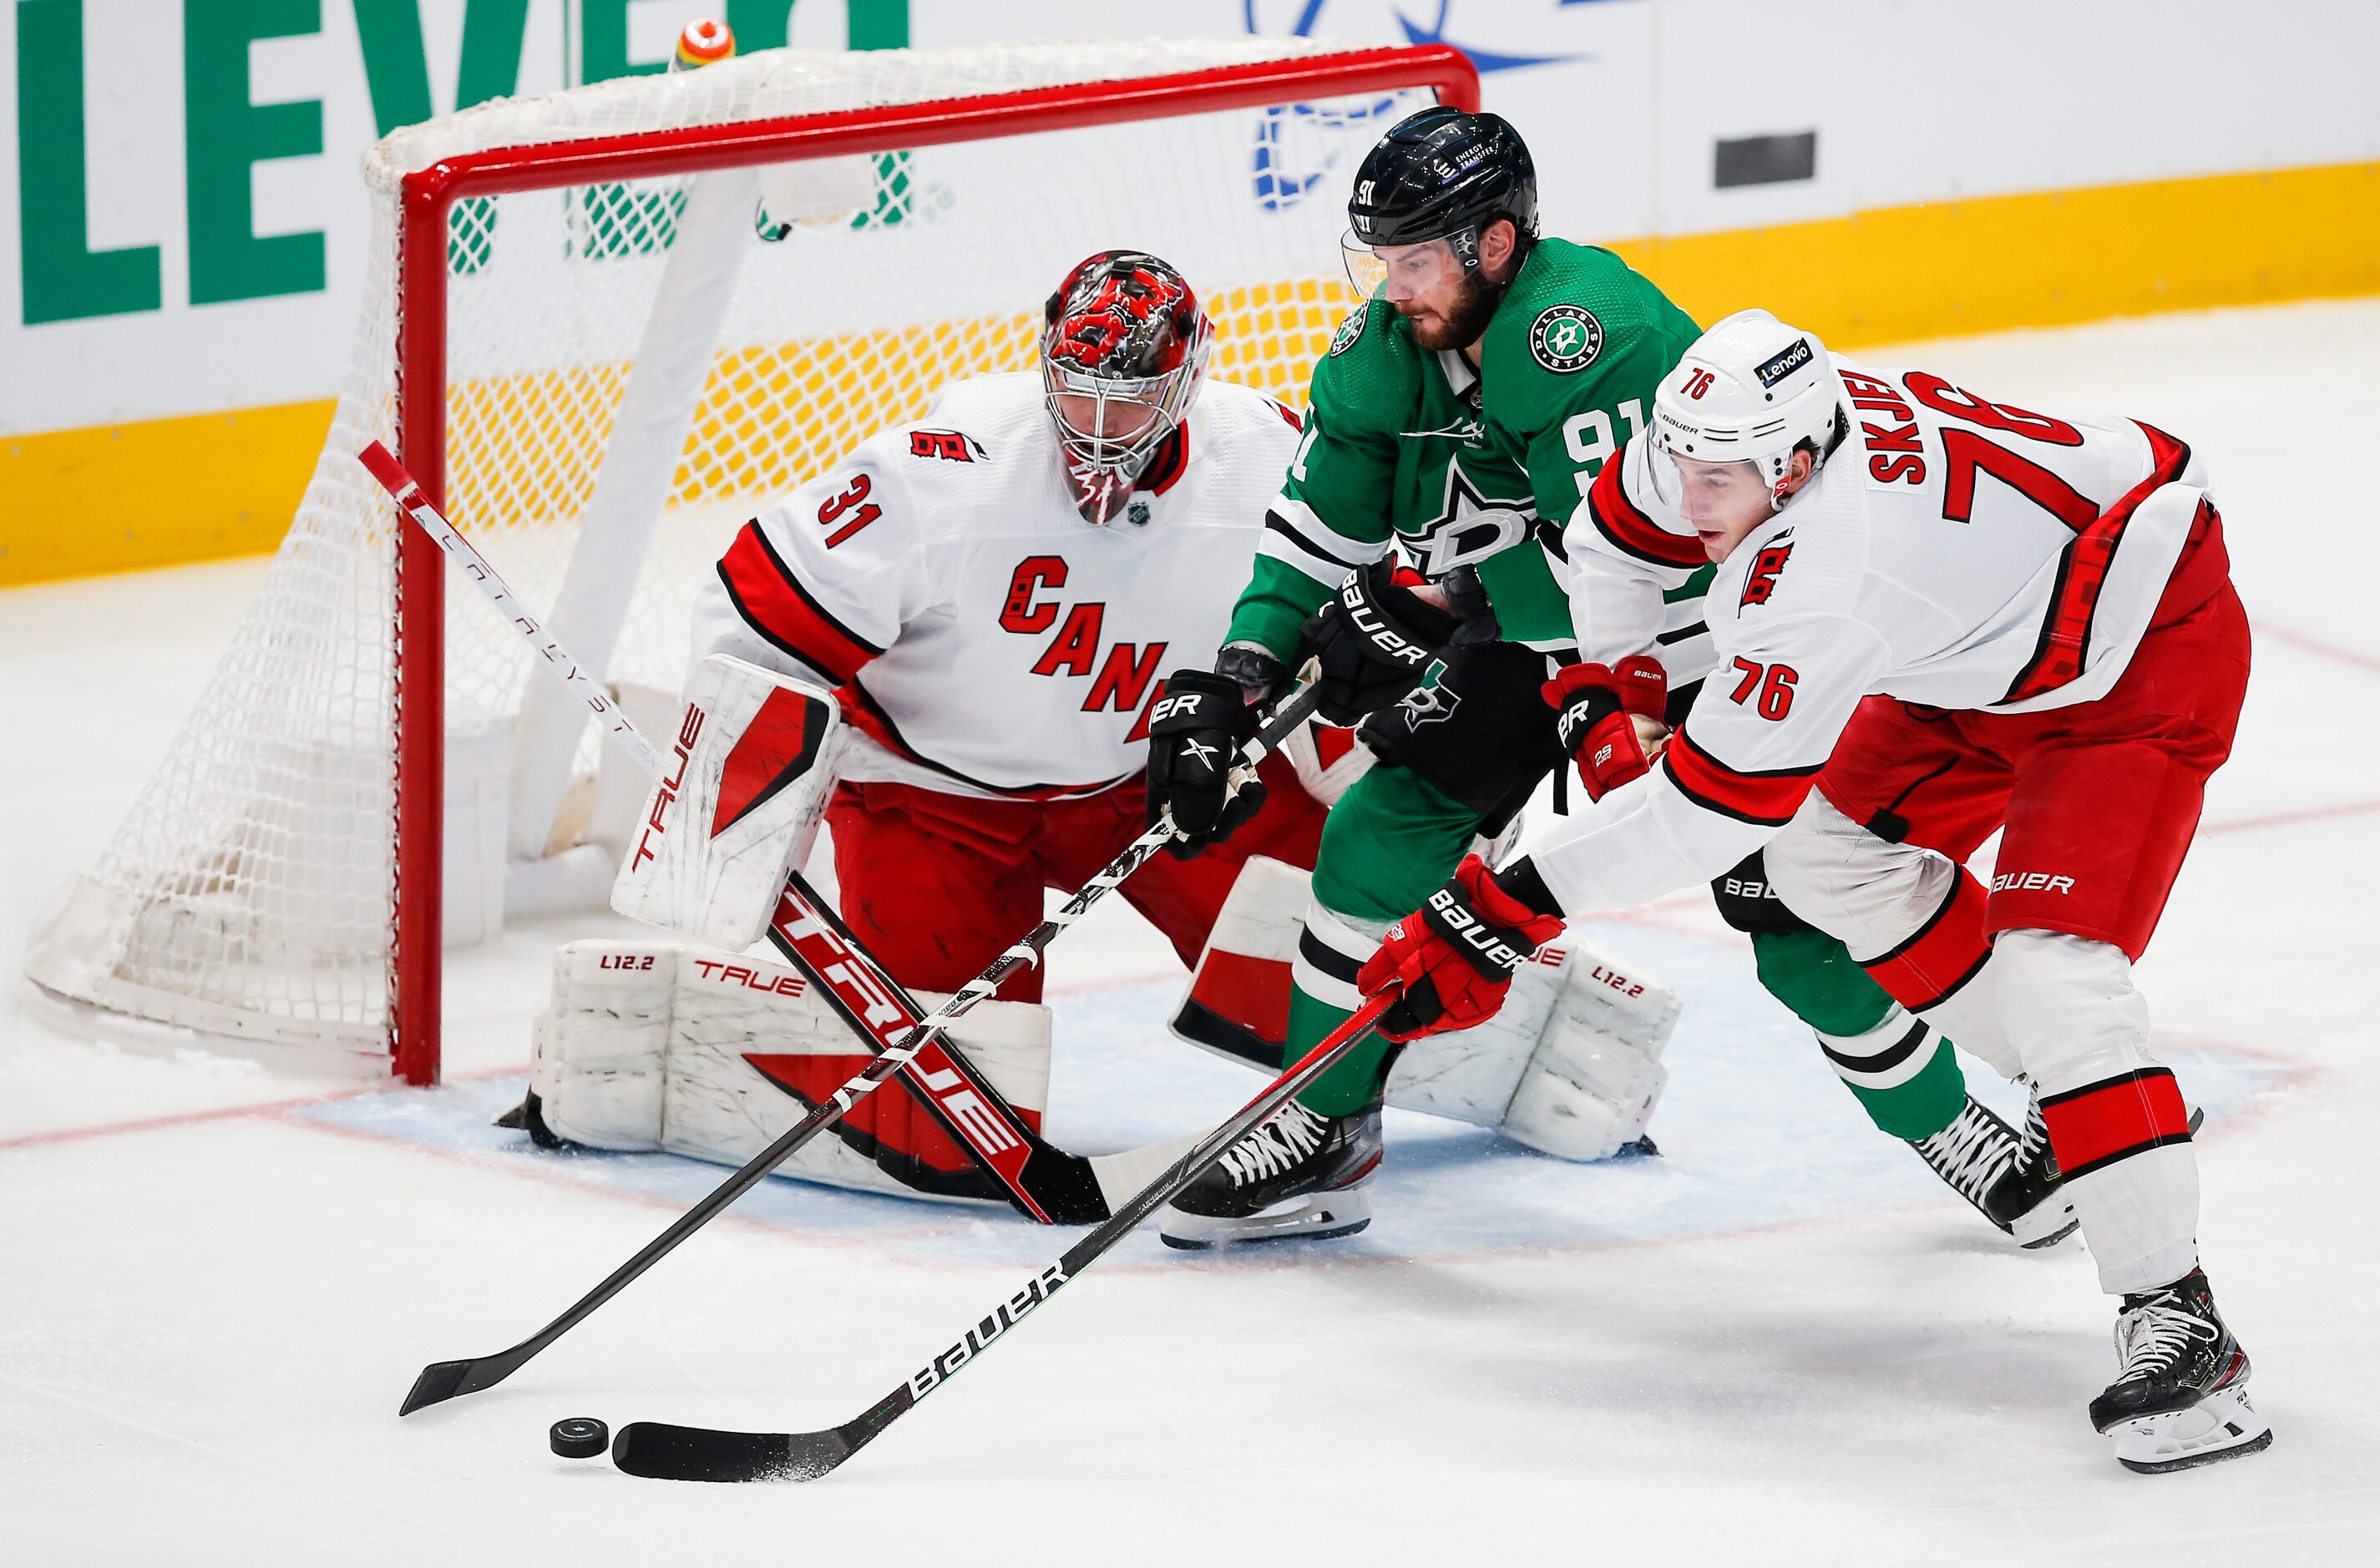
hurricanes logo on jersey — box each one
[1529,305,1604,373]
[1329,306,1368,357]
[1741,539,1795,607]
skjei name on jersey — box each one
[690,372,1302,799]
[1538,356,2215,912]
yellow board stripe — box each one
[3,401,335,585]
[1612,159,2380,346]
[6,158,2376,588]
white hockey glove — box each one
[610,655,848,951]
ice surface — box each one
[6,301,2380,1564]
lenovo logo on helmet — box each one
[1754,338,1814,388]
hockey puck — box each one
[549,1417,610,1459]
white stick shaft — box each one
[359,443,663,778]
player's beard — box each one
[1398,270,1500,352]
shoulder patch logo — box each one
[1328,306,1368,357]
[1741,539,1795,607]
[909,428,985,462]
[1529,305,1603,374]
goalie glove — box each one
[1358,853,1567,1043]
[1297,559,1472,725]
[1541,655,1667,801]
[1145,669,1263,859]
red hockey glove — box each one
[1542,655,1667,801]
[1356,854,1567,1043]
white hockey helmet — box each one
[1650,310,1842,502]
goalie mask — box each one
[1041,250,1213,525]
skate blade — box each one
[2013,1205,2079,1250]
[1160,1190,1373,1251]
[2111,1386,2272,1474]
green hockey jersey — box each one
[1225,237,1710,665]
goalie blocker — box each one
[1172,857,1676,1161]
[610,654,849,953]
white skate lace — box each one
[2015,1080,2053,1171]
[1916,1103,2014,1204]
[2113,1294,2218,1383]
[1218,1102,1329,1188]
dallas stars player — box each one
[1145,108,2072,1248]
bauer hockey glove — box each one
[1145,669,1264,859]
[1357,854,1567,1042]
[1297,559,1467,726]
[1542,655,1667,801]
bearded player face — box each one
[1347,236,1492,351]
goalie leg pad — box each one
[610,655,848,952]
[529,939,1052,1205]
[1170,859,1680,1161]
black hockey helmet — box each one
[1346,107,1539,269]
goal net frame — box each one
[164,40,1471,1086]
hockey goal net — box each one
[25,37,1472,1083]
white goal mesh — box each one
[25,38,1457,1079]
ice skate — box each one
[1910,1095,2076,1247]
[1161,1100,1382,1249]
[1981,1085,2079,1248]
[2090,1268,2271,1474]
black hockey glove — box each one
[1145,670,1263,860]
[1296,559,1468,726]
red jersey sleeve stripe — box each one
[2003,422,2194,704]
[2039,1066,2192,1179]
[717,521,883,684]
[1588,449,1706,569]
[1660,727,1820,827]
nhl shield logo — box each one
[1329,306,1368,357]
[1397,680,1461,730]
[1529,305,1604,374]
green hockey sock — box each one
[1286,764,1481,1119]
[1749,926,1964,1142]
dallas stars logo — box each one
[1409,463,1532,577]
[1529,304,1604,373]
[1328,306,1367,357]
[1397,681,1461,729]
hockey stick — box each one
[609,989,1397,1482]
[362,443,1319,1410]
[357,441,1084,1225]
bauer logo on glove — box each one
[1542,655,1666,802]
[1357,853,1567,1042]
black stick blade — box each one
[399,1353,519,1415]
[610,1421,851,1482]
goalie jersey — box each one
[689,372,1303,799]
[1537,356,2223,913]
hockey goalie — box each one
[517,250,1679,1230]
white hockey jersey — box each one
[1533,356,2220,914]
[690,372,1304,799]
